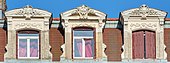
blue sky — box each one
[6,0,170,18]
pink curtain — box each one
[76,40,82,57]
[85,39,93,57]
[19,41,27,57]
[30,41,38,57]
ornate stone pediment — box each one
[121,4,167,16]
[5,5,51,18]
[61,5,106,19]
[5,5,52,60]
[120,5,167,61]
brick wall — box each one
[103,28,122,61]
[0,28,6,61]
[164,28,170,61]
[50,28,64,61]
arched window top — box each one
[132,30,155,33]
[73,27,94,37]
[18,30,39,34]
[73,27,93,31]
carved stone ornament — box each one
[131,5,157,15]
[71,23,96,28]
[129,23,157,31]
[76,5,92,19]
[61,5,106,19]
[130,23,157,28]
[5,5,51,18]
[121,4,167,16]
[14,22,42,30]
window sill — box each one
[18,57,39,60]
[130,59,157,61]
[72,58,94,60]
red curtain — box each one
[132,31,144,59]
[85,39,93,57]
[145,31,156,59]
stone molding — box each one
[5,5,51,18]
[14,22,43,30]
[129,22,158,31]
[60,5,107,61]
[5,5,52,60]
[120,5,167,60]
[121,4,167,17]
[61,5,106,19]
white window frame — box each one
[73,31,94,59]
[18,34,39,59]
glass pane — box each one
[0,10,2,19]
[30,39,38,57]
[74,30,93,37]
[74,39,83,57]
[18,34,39,37]
[85,39,94,57]
[19,39,27,57]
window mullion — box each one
[144,31,146,59]
[27,39,30,58]
[18,39,20,58]
[82,38,85,58]
[38,38,39,58]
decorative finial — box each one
[24,5,32,8]
[139,4,149,11]
[140,4,148,8]
[81,5,87,7]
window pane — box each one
[74,39,82,57]
[30,39,38,57]
[19,39,27,57]
[74,31,93,37]
[18,34,39,37]
[85,39,94,57]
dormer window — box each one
[5,5,52,60]
[73,28,94,59]
[18,31,39,59]
[120,5,167,61]
[60,5,107,61]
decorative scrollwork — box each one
[71,23,96,28]
[130,5,158,15]
[130,23,157,28]
[14,22,42,30]
[76,5,94,19]
[122,4,167,16]
[5,5,51,18]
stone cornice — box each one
[5,5,51,18]
[121,4,167,17]
[61,5,106,19]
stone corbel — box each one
[64,19,69,28]
[102,43,107,57]
[98,19,104,27]
[44,21,49,26]
[123,19,128,25]
[163,44,167,59]
[158,17,165,26]
[121,43,125,59]
[25,15,31,20]
[60,44,65,60]
[7,20,12,25]
[7,17,12,26]
[121,30,130,59]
